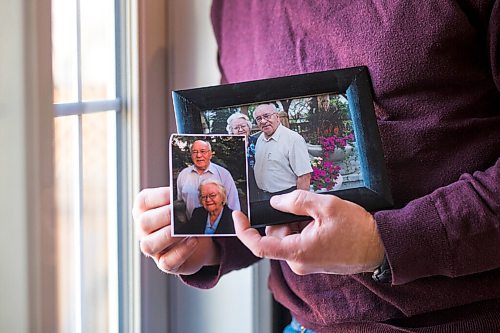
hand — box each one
[233,190,384,275]
[132,187,220,275]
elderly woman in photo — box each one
[226,112,264,201]
[177,179,235,235]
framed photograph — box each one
[172,66,393,228]
[170,134,248,236]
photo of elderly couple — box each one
[171,93,363,236]
[170,135,247,236]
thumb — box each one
[232,210,251,234]
[270,190,330,218]
[233,210,302,261]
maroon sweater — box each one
[182,1,500,332]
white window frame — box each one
[0,0,140,332]
[53,0,140,331]
[52,0,141,331]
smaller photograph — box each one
[170,134,248,236]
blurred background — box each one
[0,1,271,332]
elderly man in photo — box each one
[253,103,312,197]
[176,139,240,219]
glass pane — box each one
[52,0,78,103]
[54,115,81,332]
[80,0,116,101]
[81,111,118,333]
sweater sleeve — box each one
[375,1,500,285]
[375,158,500,285]
[179,236,261,289]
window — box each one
[52,0,135,331]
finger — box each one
[139,225,179,257]
[266,221,311,238]
[233,210,254,234]
[132,187,170,220]
[270,190,336,218]
[287,261,318,276]
[234,211,302,260]
[157,237,199,273]
[136,204,171,237]
[265,224,295,239]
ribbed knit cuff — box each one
[180,236,259,288]
[374,195,453,285]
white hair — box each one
[198,178,227,205]
[226,112,253,134]
[189,140,212,152]
[254,103,278,114]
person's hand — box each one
[233,190,384,275]
[132,187,220,275]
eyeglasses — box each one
[255,113,276,123]
[191,150,210,155]
[232,125,248,131]
[200,193,218,201]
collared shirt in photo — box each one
[176,162,240,219]
[254,124,312,193]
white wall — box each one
[0,2,30,329]
[0,0,55,332]
[168,0,221,89]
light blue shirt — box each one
[176,162,240,219]
[204,209,223,234]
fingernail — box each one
[270,195,281,206]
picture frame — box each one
[172,66,393,228]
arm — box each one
[176,170,182,201]
[374,3,500,284]
[220,167,241,211]
[289,134,313,180]
[375,158,500,284]
[234,158,500,283]
[296,173,311,191]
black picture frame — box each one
[172,66,393,228]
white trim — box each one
[54,99,122,116]
[107,112,119,333]
[75,115,83,333]
[115,0,142,331]
[122,0,142,331]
